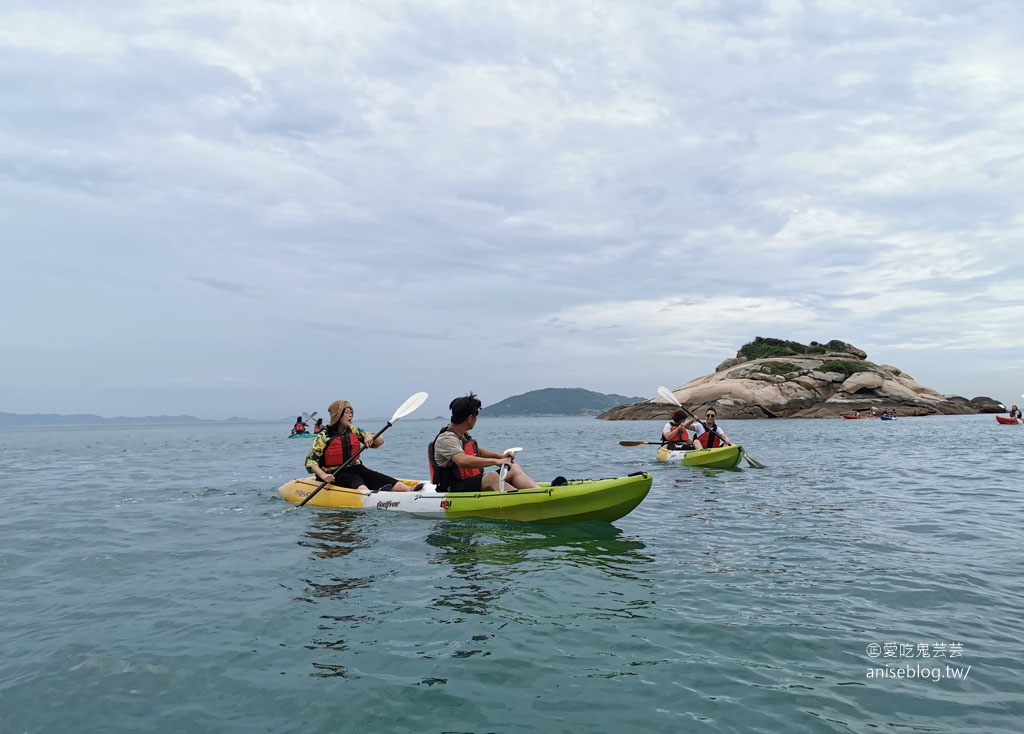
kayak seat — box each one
[551,476,568,487]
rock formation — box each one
[598,338,1003,420]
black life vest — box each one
[428,427,481,491]
[322,429,362,468]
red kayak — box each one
[841,414,879,419]
[996,415,1021,425]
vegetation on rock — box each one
[818,360,873,376]
[739,337,862,360]
[757,361,799,376]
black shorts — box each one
[332,464,398,492]
[447,474,485,493]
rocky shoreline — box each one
[599,340,1004,420]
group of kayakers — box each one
[290,416,323,435]
[661,408,731,451]
[302,393,553,495]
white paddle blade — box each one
[658,386,683,407]
[390,392,428,422]
[503,447,524,457]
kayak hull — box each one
[996,415,1021,425]
[841,414,879,419]
[656,444,744,469]
[288,432,315,438]
[278,473,653,524]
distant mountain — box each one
[0,412,262,427]
[485,388,647,417]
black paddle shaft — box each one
[297,421,393,507]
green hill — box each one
[485,388,646,417]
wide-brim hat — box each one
[328,400,352,426]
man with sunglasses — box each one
[691,408,732,450]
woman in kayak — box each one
[692,409,732,450]
[1010,405,1023,420]
[662,410,695,450]
[313,417,324,433]
[291,416,308,435]
[305,400,411,492]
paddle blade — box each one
[390,392,428,422]
[658,386,682,407]
[619,441,653,446]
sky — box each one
[3,0,1023,420]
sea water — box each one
[0,414,1022,733]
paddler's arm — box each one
[361,430,384,448]
[305,433,333,482]
[452,449,512,469]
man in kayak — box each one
[305,400,411,492]
[430,393,540,492]
[313,417,324,433]
[291,416,308,435]
[662,410,696,450]
[691,409,732,450]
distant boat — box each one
[841,413,879,419]
[995,415,1021,425]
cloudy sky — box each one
[3,0,1023,420]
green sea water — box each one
[1,414,1022,733]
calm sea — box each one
[1,414,1022,733]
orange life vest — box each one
[428,427,482,491]
[322,429,363,468]
[664,424,690,443]
[696,427,724,449]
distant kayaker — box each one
[305,400,411,492]
[430,393,540,492]
[662,410,696,450]
[313,417,324,433]
[1010,405,1023,420]
[692,409,732,450]
[291,416,308,435]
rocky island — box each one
[598,338,1003,420]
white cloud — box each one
[4,0,1024,417]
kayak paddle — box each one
[497,447,524,493]
[297,391,429,508]
[619,440,664,446]
[657,386,766,469]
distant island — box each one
[0,412,262,427]
[598,337,1003,420]
[485,388,646,417]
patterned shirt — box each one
[305,427,372,473]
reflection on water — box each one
[299,512,372,559]
[426,520,651,570]
[426,520,654,618]
[297,514,376,677]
